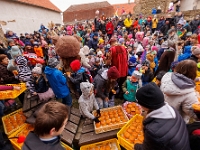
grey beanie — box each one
[32,66,42,74]
[48,58,59,68]
[132,70,142,79]
[10,46,22,58]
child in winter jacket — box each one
[140,61,154,86]
[122,70,142,102]
[89,57,102,78]
[22,101,68,150]
[15,55,35,92]
[32,65,55,102]
[93,66,120,108]
[44,58,72,106]
[68,60,91,97]
[79,82,100,123]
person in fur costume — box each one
[79,82,100,123]
[51,36,80,72]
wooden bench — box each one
[77,118,119,147]
[61,107,81,147]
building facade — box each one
[63,1,115,24]
[0,0,62,35]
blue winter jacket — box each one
[44,66,69,98]
[178,45,192,62]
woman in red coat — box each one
[107,39,128,99]
[106,20,114,40]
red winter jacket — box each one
[109,45,128,77]
[106,22,114,35]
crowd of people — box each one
[1,11,200,149]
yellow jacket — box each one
[152,18,158,29]
[124,18,133,28]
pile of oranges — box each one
[123,102,142,118]
[120,115,144,145]
[3,111,26,134]
[95,108,128,128]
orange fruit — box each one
[114,114,118,118]
[127,104,132,108]
[131,107,136,111]
[134,139,142,144]
[109,114,114,118]
[130,136,135,142]
[101,120,106,126]
[126,108,131,113]
[130,126,136,131]
[133,132,138,137]
[104,112,108,116]
[108,111,113,115]
[138,136,144,142]
[118,112,123,116]
[105,145,110,150]
[106,119,111,125]
[124,132,130,139]
[127,128,133,134]
[105,115,110,120]
[96,122,101,128]
[111,118,116,123]
[116,117,121,122]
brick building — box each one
[63,1,115,24]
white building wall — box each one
[0,0,62,35]
[180,0,200,11]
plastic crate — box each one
[61,142,73,150]
[80,138,121,150]
[196,82,200,93]
[117,115,144,150]
[0,83,27,100]
[92,105,129,134]
[2,109,26,135]
[9,124,34,150]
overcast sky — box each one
[50,0,135,12]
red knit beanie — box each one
[70,60,81,72]
[107,66,120,79]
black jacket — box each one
[134,109,190,150]
[187,122,200,150]
[189,55,198,63]
[22,132,64,150]
[33,76,48,93]
[190,19,200,33]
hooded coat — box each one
[161,72,198,123]
[178,45,192,62]
[109,45,128,77]
[78,82,99,119]
[93,69,109,100]
[134,103,191,150]
[44,66,70,99]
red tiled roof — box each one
[64,1,111,12]
[16,0,61,12]
[112,2,135,15]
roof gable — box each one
[64,1,111,12]
[16,0,61,12]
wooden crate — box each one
[92,105,129,134]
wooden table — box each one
[61,108,120,149]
